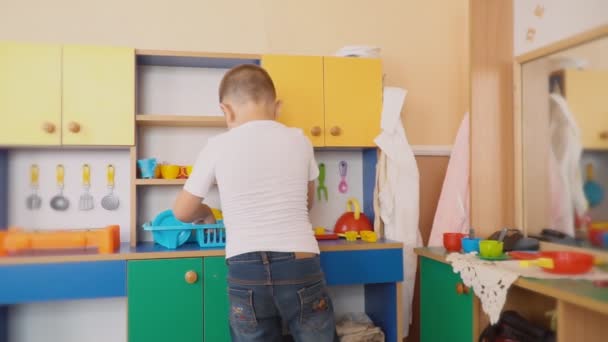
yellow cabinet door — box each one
[324,57,382,147]
[564,70,608,149]
[0,42,62,146]
[62,45,134,146]
[262,55,325,146]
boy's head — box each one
[219,64,280,128]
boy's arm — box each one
[173,190,215,223]
[307,181,315,211]
[175,140,217,223]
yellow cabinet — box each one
[562,70,608,149]
[0,42,62,146]
[63,45,135,146]
[262,55,382,147]
[262,55,325,146]
[324,57,383,147]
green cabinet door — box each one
[128,258,203,342]
[204,257,230,342]
[420,257,473,342]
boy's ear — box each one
[220,103,236,125]
[274,100,282,119]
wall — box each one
[514,0,608,56]
[0,0,469,146]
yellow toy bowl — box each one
[186,166,193,177]
[160,165,180,179]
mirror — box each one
[521,33,608,250]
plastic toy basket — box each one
[143,221,226,249]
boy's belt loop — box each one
[261,252,269,264]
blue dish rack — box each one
[143,210,226,249]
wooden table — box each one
[415,247,608,342]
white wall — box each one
[514,0,608,56]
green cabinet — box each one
[420,257,473,342]
[204,257,230,341]
[128,258,204,342]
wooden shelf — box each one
[136,49,261,60]
[136,115,227,128]
[135,178,187,186]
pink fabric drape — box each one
[428,113,470,246]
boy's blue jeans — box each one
[226,252,337,342]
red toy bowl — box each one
[539,251,594,275]
[334,198,373,234]
[443,232,465,252]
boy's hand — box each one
[198,215,216,225]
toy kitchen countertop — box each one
[0,239,402,265]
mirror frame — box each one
[513,24,608,252]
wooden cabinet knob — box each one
[68,122,81,133]
[330,126,341,136]
[185,270,198,284]
[456,282,469,295]
[600,131,608,140]
[42,122,56,134]
[310,126,322,137]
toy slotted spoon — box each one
[79,164,94,211]
[101,164,119,211]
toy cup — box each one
[137,158,157,179]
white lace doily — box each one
[446,253,519,324]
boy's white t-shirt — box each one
[184,120,320,258]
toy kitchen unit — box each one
[0,42,404,342]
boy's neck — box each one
[228,103,276,129]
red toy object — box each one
[539,251,594,275]
[508,251,541,260]
[334,198,373,235]
[443,232,465,252]
[315,233,340,240]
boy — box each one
[173,64,336,342]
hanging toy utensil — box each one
[101,164,120,211]
[26,164,42,210]
[78,164,94,211]
[50,164,70,211]
[338,161,348,193]
[317,163,328,201]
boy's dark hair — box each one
[219,64,276,104]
